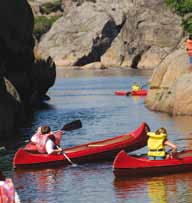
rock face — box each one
[145,47,192,116]
[0,0,56,139]
[36,0,183,69]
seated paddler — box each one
[131,82,140,92]
[147,127,177,160]
[31,125,63,155]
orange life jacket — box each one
[29,130,63,153]
[32,132,60,154]
[0,179,15,203]
[186,39,192,56]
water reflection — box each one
[113,173,192,203]
[3,68,192,203]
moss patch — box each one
[40,0,62,14]
[34,15,61,40]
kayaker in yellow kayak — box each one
[31,125,63,155]
[147,127,177,160]
[131,82,140,92]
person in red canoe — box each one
[131,82,140,92]
[147,127,177,160]
[0,171,15,203]
[31,125,63,155]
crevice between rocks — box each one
[74,15,126,66]
[131,45,151,69]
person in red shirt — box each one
[186,34,192,71]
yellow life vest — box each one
[147,132,166,157]
[132,85,140,91]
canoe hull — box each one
[13,123,149,169]
[113,150,192,179]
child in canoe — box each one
[31,125,63,155]
[131,82,140,92]
[147,127,177,160]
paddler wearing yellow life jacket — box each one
[131,82,140,92]
[147,127,177,160]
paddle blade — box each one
[61,120,82,131]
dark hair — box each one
[189,34,192,40]
[41,125,51,134]
[155,127,167,135]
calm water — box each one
[2,68,192,203]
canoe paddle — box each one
[61,119,82,131]
[57,146,77,167]
[59,120,82,166]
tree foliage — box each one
[165,0,192,33]
[34,16,61,41]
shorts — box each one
[148,156,164,160]
[189,56,192,64]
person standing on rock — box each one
[186,34,192,71]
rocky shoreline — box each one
[32,0,192,115]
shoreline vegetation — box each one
[165,0,192,33]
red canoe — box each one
[113,150,192,179]
[114,90,147,96]
[13,123,149,169]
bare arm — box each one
[164,140,177,152]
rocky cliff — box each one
[36,0,183,69]
[145,40,192,116]
[0,0,56,139]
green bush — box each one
[165,0,192,15]
[40,0,62,14]
[34,15,61,40]
[182,16,192,34]
[165,0,192,33]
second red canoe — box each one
[113,150,192,179]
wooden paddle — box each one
[57,146,77,167]
[61,119,82,131]
[59,120,82,166]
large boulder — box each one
[36,0,183,69]
[0,0,56,139]
[145,47,192,115]
[37,2,124,67]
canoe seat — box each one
[88,135,131,147]
[88,144,105,147]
